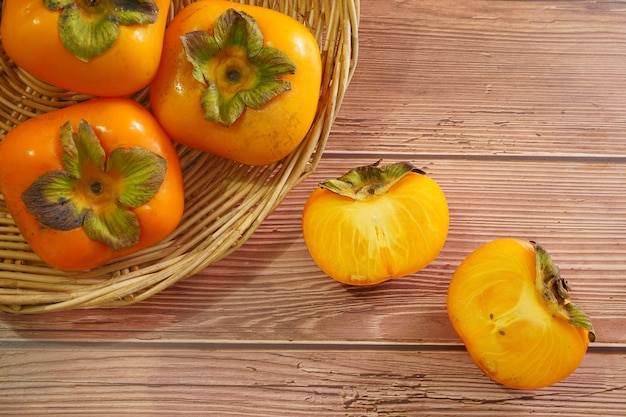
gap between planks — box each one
[320,150,626,164]
[1,339,624,353]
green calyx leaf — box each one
[180,8,296,127]
[533,241,596,342]
[22,119,167,252]
[43,0,159,62]
[107,147,167,208]
[319,161,426,201]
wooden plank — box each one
[0,345,624,416]
[0,0,624,415]
[329,0,626,157]
[0,158,623,344]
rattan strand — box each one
[0,0,359,313]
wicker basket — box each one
[0,0,359,313]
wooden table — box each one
[2,0,625,415]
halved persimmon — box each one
[447,238,595,389]
[302,161,449,285]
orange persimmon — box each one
[1,0,170,96]
[447,238,595,389]
[302,161,449,285]
[0,98,184,271]
[150,0,322,165]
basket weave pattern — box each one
[0,0,359,313]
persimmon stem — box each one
[533,241,596,342]
[43,0,159,62]
[227,69,242,83]
[318,161,425,201]
[90,182,104,195]
[180,9,296,127]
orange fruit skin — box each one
[0,98,184,271]
[1,0,171,96]
[150,0,322,165]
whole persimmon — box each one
[1,0,171,96]
[150,0,322,165]
[0,98,184,271]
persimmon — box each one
[302,161,449,285]
[447,238,595,389]
[0,98,184,271]
[1,0,171,96]
[150,0,322,165]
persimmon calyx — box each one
[319,161,426,201]
[22,119,167,252]
[43,0,159,62]
[533,242,596,342]
[180,8,296,127]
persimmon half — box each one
[302,161,449,286]
[447,238,595,390]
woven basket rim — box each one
[0,0,359,314]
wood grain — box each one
[1,0,626,415]
[2,159,623,344]
[327,0,626,158]
[1,346,625,416]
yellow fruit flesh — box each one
[303,173,449,285]
[447,239,589,389]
